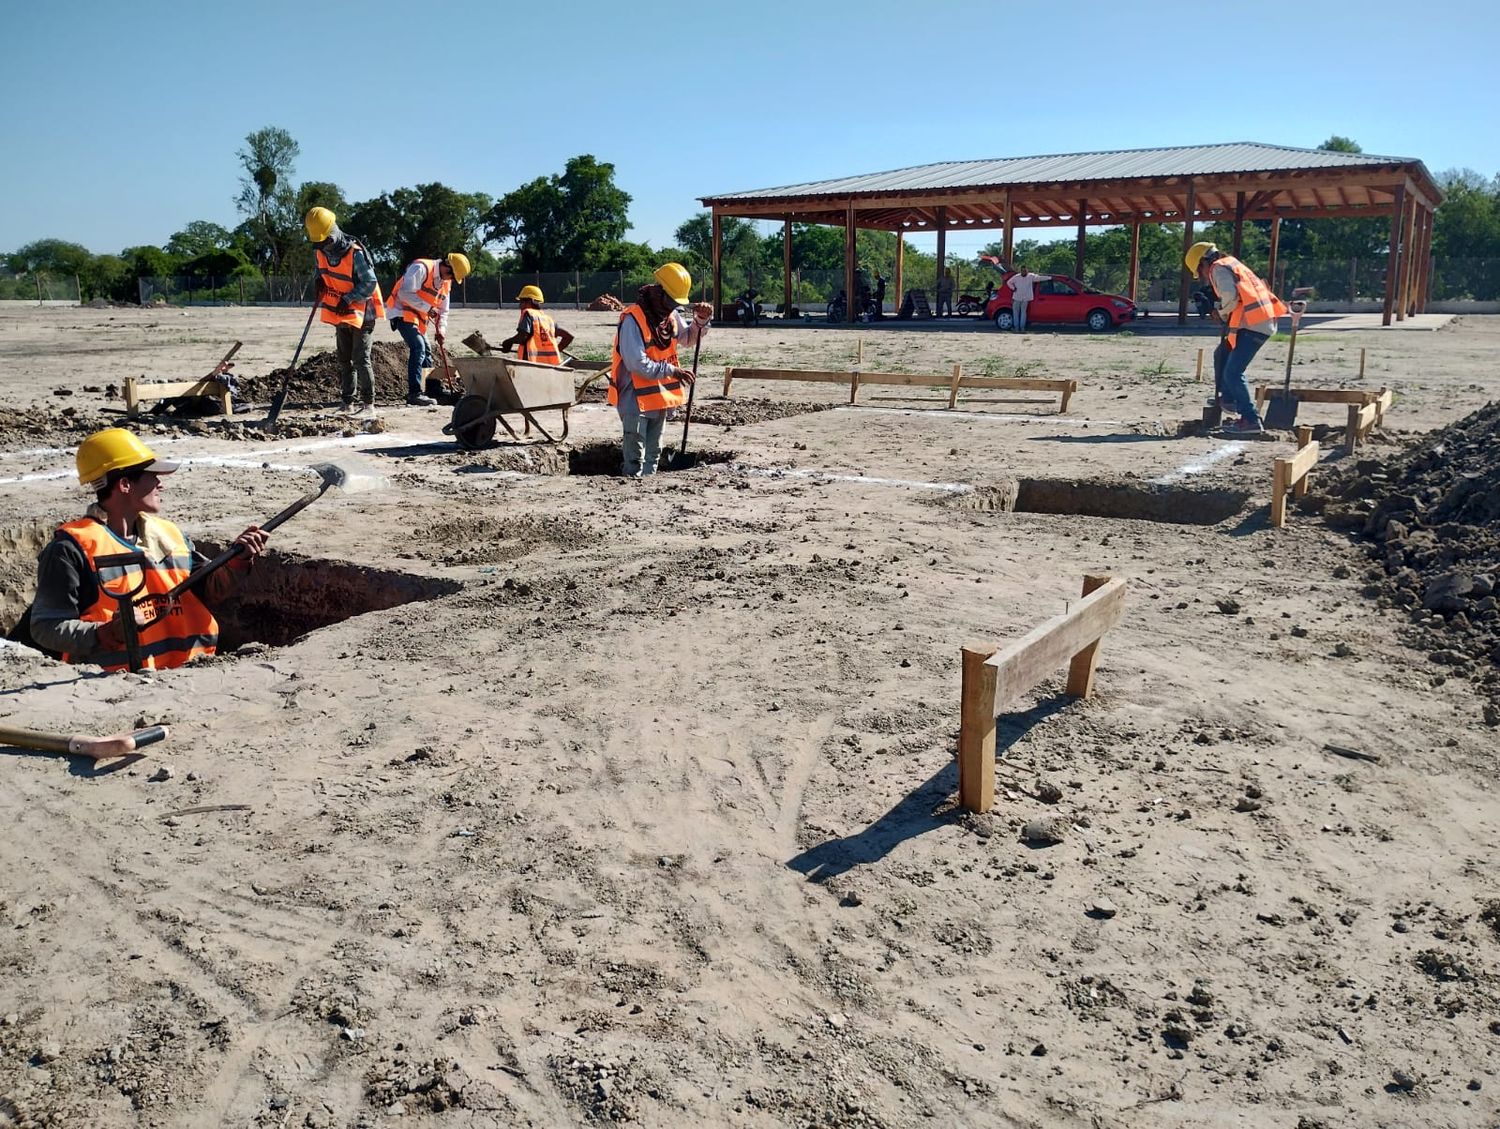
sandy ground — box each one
[0,305,1497,1129]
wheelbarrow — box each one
[441,355,577,449]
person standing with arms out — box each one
[28,428,268,672]
[936,269,954,317]
[386,253,471,406]
[1007,264,1051,333]
[608,262,712,478]
[305,207,383,418]
[1184,241,1287,435]
[498,285,574,363]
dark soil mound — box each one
[1313,400,1500,704]
[685,397,836,428]
[237,341,413,406]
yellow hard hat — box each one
[517,284,544,304]
[76,428,179,491]
[445,253,471,282]
[304,206,336,243]
[653,261,692,305]
[1184,242,1217,274]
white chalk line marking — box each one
[731,464,973,494]
[0,431,427,486]
[1151,441,1247,484]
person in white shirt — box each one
[1007,266,1051,332]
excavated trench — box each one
[944,477,1251,525]
[0,520,459,656]
[455,440,738,477]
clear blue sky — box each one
[3,0,1492,263]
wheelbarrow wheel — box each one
[451,395,495,450]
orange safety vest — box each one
[316,242,385,328]
[388,258,449,334]
[608,305,683,412]
[1211,253,1288,348]
[517,309,562,365]
[54,516,219,672]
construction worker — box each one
[386,253,471,406]
[1185,242,1288,434]
[608,262,712,478]
[498,285,574,363]
[28,429,268,672]
[305,207,383,418]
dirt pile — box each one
[587,294,624,312]
[1315,399,1500,696]
[685,397,836,428]
[236,341,412,406]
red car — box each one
[983,273,1143,331]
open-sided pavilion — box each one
[699,141,1443,326]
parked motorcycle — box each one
[735,288,763,327]
[827,289,879,323]
[955,292,989,316]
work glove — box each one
[94,604,157,652]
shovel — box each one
[669,330,705,469]
[1262,299,1310,431]
[161,463,350,602]
[0,721,169,762]
[263,291,321,429]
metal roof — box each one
[702,141,1427,203]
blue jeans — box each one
[617,392,665,477]
[1214,330,1270,426]
[393,319,431,400]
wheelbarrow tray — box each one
[444,356,577,449]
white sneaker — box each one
[356,403,376,419]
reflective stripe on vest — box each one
[56,516,219,672]
[608,305,683,412]
[519,310,562,365]
[388,259,449,333]
[1214,254,1288,345]
[316,242,385,328]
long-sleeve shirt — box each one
[387,260,450,336]
[616,311,707,419]
[30,509,236,659]
[1211,262,1276,337]
[321,234,378,307]
[1008,272,1051,302]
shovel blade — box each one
[1263,391,1299,430]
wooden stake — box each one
[1064,575,1111,698]
[722,367,734,398]
[959,645,999,814]
[1358,347,1366,379]
[947,363,962,410]
[1195,348,1204,382]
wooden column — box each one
[935,206,947,315]
[1381,182,1406,326]
[1266,216,1282,291]
[711,210,723,319]
[1416,206,1435,313]
[843,202,856,324]
[1001,191,1014,265]
[1073,199,1087,281]
[1232,191,1246,257]
[1127,221,1141,303]
[1396,194,1417,321]
[894,231,904,308]
[782,217,793,317]
[1178,182,1196,325]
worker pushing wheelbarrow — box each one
[442,354,578,448]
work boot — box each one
[1215,417,1264,436]
[406,394,435,407]
[356,403,376,419]
[339,399,353,414]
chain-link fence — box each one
[126,258,1500,311]
[0,270,81,302]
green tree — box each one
[348,183,491,276]
[1431,168,1500,297]
[234,126,301,274]
[166,221,235,259]
[6,238,93,278]
[484,155,631,270]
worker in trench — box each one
[386,253,472,406]
[498,285,575,363]
[1185,241,1288,434]
[607,262,713,478]
[27,429,269,672]
[304,206,384,419]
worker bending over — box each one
[608,262,712,478]
[305,207,383,418]
[30,429,268,672]
[499,285,574,363]
[387,253,471,406]
[1185,241,1287,434]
